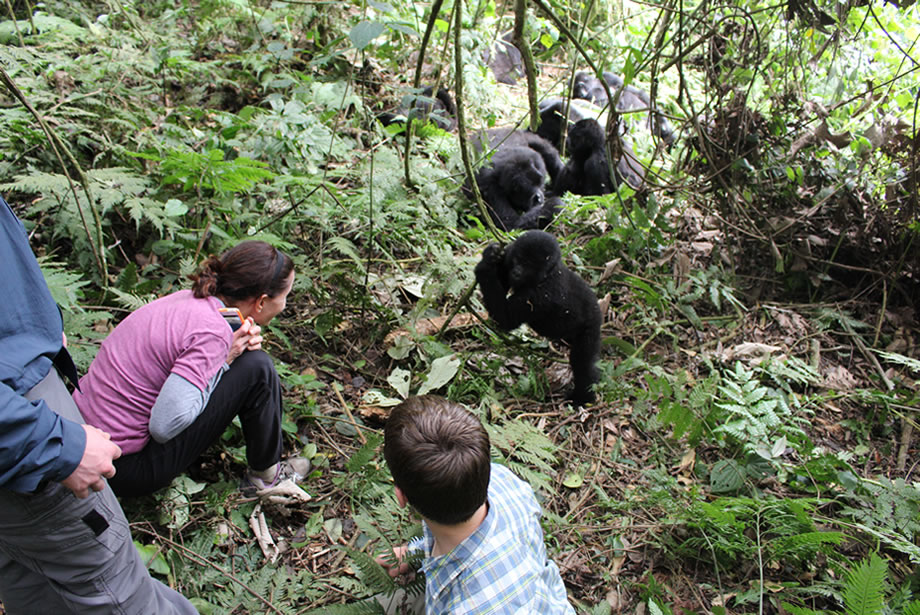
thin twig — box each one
[454,0,503,241]
[333,382,367,445]
[3,0,23,47]
[0,66,107,282]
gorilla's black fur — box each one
[470,129,563,230]
[572,71,676,146]
[535,101,645,192]
[553,119,614,196]
[378,86,456,131]
[474,230,602,406]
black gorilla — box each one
[553,119,614,196]
[378,86,456,131]
[535,101,645,192]
[474,230,602,406]
[534,97,609,150]
[572,71,675,146]
[471,129,563,230]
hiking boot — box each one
[241,457,311,494]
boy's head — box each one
[383,395,491,525]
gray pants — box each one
[0,369,198,614]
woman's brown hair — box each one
[189,241,293,300]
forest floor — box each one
[173,198,918,612]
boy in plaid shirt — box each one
[380,395,575,614]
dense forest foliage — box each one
[1,0,918,612]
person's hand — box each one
[376,545,415,581]
[244,321,263,352]
[226,318,263,364]
[61,424,121,498]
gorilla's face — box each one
[572,72,592,100]
[504,230,560,290]
[495,149,548,213]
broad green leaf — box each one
[324,518,343,543]
[417,354,461,395]
[134,541,170,575]
[563,471,584,489]
[349,21,384,50]
[387,335,414,360]
[387,367,411,399]
[710,459,745,493]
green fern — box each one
[487,419,557,494]
[106,287,154,311]
[842,553,887,615]
[303,547,424,614]
[310,601,385,614]
[780,603,826,615]
[346,433,384,473]
[38,257,90,309]
[138,148,275,195]
[903,602,920,615]
[712,361,806,457]
[345,548,404,596]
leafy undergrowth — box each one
[1,0,919,613]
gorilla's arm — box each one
[522,135,564,182]
[553,163,577,196]
[474,244,526,331]
[567,300,602,406]
[583,154,613,195]
[513,196,559,230]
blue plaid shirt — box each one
[415,463,575,614]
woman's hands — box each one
[226,318,264,364]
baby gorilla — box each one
[536,106,645,193]
[474,230,602,406]
[554,118,613,196]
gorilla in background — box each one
[377,86,456,131]
[483,31,525,85]
[553,119,613,196]
[534,97,611,149]
[572,71,676,146]
[470,129,563,230]
[536,100,646,192]
[474,230,602,406]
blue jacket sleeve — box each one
[0,381,86,492]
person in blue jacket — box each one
[0,195,198,614]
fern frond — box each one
[842,553,887,615]
[346,433,383,473]
[780,602,826,615]
[343,547,400,595]
[37,258,89,309]
[106,287,153,311]
[874,350,920,375]
[306,599,384,614]
[902,601,920,615]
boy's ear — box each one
[394,486,408,508]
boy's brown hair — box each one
[383,395,491,525]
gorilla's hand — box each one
[477,243,505,271]
[475,242,511,301]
